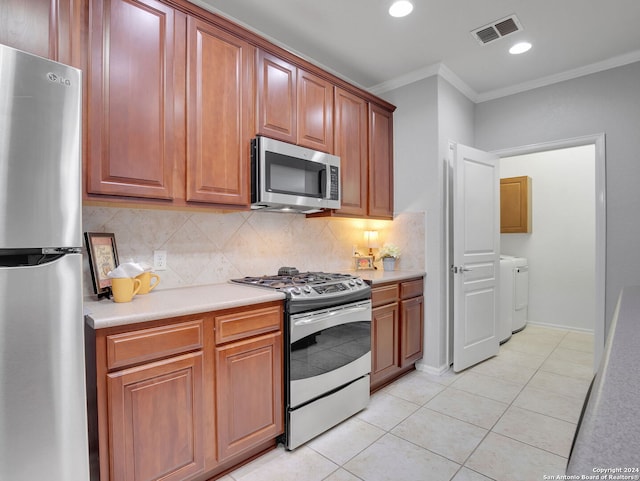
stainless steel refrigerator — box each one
[0,44,89,480]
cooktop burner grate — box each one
[234,271,354,288]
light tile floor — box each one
[225,325,594,481]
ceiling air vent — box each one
[471,15,523,45]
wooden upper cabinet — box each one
[186,17,254,206]
[257,51,297,144]
[86,0,178,200]
[334,87,368,216]
[297,69,333,152]
[257,51,334,152]
[368,103,394,219]
[500,176,532,233]
[0,0,80,65]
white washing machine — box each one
[511,257,529,333]
[499,256,515,344]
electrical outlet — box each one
[153,250,167,271]
[352,245,359,257]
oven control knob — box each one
[348,280,356,286]
[355,278,363,285]
[303,286,312,294]
[290,287,301,295]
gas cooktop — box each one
[231,267,369,300]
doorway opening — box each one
[493,134,606,371]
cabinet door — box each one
[368,103,394,219]
[257,50,297,143]
[216,332,283,460]
[500,176,532,233]
[0,0,79,64]
[370,302,399,389]
[107,352,205,481]
[401,295,424,367]
[334,87,368,216]
[87,0,177,200]
[186,17,254,206]
[297,69,333,152]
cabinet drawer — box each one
[215,305,282,345]
[106,320,204,371]
[371,284,399,307]
[400,278,423,299]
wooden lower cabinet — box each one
[371,302,400,387]
[107,352,205,481]
[216,332,283,460]
[370,277,424,391]
[91,302,284,481]
[401,295,424,367]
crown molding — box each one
[371,49,640,104]
[476,49,640,103]
[368,64,442,96]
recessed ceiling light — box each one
[389,0,413,18]
[509,42,532,54]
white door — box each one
[451,143,500,372]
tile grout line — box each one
[449,329,570,479]
[453,329,583,479]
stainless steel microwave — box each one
[251,136,341,213]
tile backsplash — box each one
[82,206,425,297]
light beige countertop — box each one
[351,270,426,284]
[85,271,426,330]
[84,283,285,330]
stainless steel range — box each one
[232,267,372,449]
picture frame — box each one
[84,232,119,298]
[354,255,375,270]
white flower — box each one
[378,243,401,259]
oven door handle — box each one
[294,305,370,326]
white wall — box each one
[382,74,475,372]
[476,61,640,337]
[500,145,596,332]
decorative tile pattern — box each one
[81,207,425,296]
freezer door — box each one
[0,44,82,249]
[0,254,89,480]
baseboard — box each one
[527,321,595,335]
[414,360,451,376]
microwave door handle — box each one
[319,168,328,199]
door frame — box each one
[491,133,606,372]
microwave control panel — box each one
[330,166,339,200]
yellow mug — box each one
[111,277,142,303]
[136,271,161,294]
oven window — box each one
[265,151,324,198]
[289,321,371,380]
